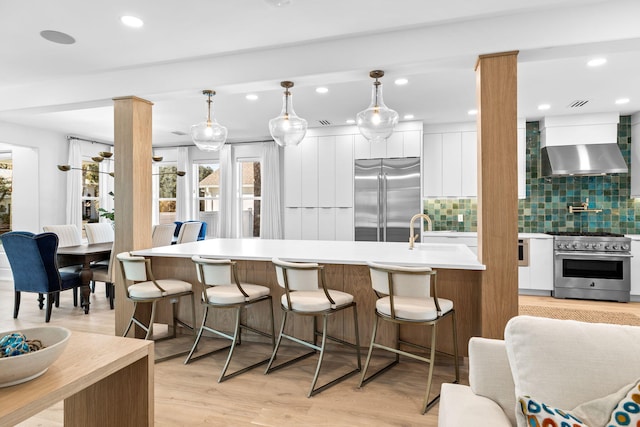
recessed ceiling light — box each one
[587,57,606,67]
[615,98,630,105]
[538,104,551,110]
[40,30,76,45]
[121,16,144,28]
[394,78,408,86]
[315,87,329,94]
[346,119,356,125]
[467,109,478,116]
[403,114,414,120]
[264,0,292,6]
[246,94,258,101]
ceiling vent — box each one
[318,119,331,126]
[567,100,589,108]
[171,130,188,136]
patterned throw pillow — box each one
[607,380,640,427]
[518,396,588,427]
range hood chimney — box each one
[540,113,627,177]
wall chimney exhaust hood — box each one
[540,113,627,177]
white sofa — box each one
[439,315,640,427]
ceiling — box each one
[1,0,639,147]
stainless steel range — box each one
[548,232,631,302]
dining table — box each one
[57,242,112,314]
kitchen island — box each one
[133,239,485,356]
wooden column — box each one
[475,51,519,339]
[113,96,154,336]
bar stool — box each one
[116,252,196,360]
[358,261,459,414]
[265,257,361,397]
[184,256,275,383]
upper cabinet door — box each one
[318,136,336,207]
[335,135,354,207]
[354,134,370,159]
[283,143,302,207]
[441,132,462,197]
[423,133,443,197]
[300,137,319,207]
[403,130,421,157]
[385,132,403,158]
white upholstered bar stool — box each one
[358,262,459,414]
[116,252,196,360]
[265,258,361,397]
[184,256,275,382]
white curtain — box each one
[98,147,114,224]
[175,147,192,222]
[65,139,83,231]
[217,144,237,238]
[260,142,283,239]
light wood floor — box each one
[0,282,464,426]
[5,284,639,426]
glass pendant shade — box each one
[269,81,307,147]
[191,90,228,151]
[356,70,398,143]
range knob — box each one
[572,242,579,249]
[604,244,611,250]
[591,243,599,249]
[612,244,619,250]
[622,244,630,251]
[563,243,571,249]
[583,242,591,249]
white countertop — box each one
[422,231,552,239]
[133,238,486,270]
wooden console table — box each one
[0,331,153,426]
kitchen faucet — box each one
[409,213,432,250]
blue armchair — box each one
[1,231,81,322]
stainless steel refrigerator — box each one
[354,157,421,242]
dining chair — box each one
[84,222,114,244]
[152,224,176,247]
[90,245,115,309]
[358,262,459,414]
[1,231,81,322]
[116,252,196,359]
[265,257,361,397]
[175,221,202,244]
[43,224,82,247]
[185,256,275,382]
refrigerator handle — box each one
[377,173,382,241]
[382,173,388,241]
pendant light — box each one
[191,89,228,151]
[356,70,398,143]
[269,81,308,147]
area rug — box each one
[518,304,640,327]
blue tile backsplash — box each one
[424,116,640,234]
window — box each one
[237,159,261,238]
[0,152,12,235]
[81,160,100,224]
[157,163,178,225]
[196,162,220,238]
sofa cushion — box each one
[468,337,517,426]
[438,384,512,427]
[516,379,640,427]
[505,316,640,427]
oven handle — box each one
[555,251,633,258]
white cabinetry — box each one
[423,120,526,199]
[284,130,357,240]
[630,237,640,297]
[354,123,422,160]
[631,114,640,197]
[518,237,553,294]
